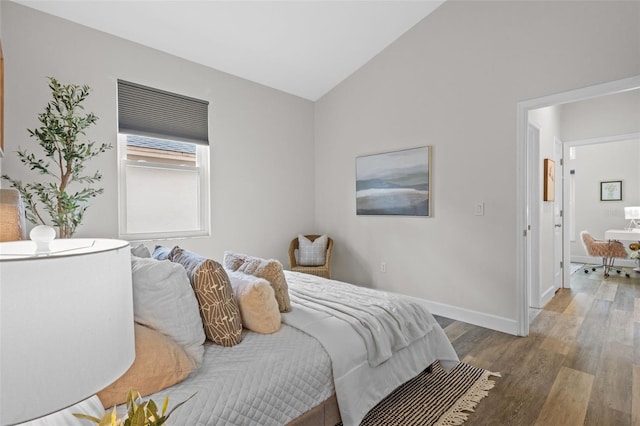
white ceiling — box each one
[15,1,444,101]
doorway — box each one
[516,75,640,336]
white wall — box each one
[314,1,640,332]
[528,105,561,306]
[561,89,640,141]
[1,2,316,264]
[559,90,640,260]
[569,139,640,258]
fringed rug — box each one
[339,361,500,426]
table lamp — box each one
[625,206,640,230]
[0,233,135,425]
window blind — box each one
[117,80,209,145]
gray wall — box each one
[314,1,640,330]
[1,2,316,264]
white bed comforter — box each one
[282,271,459,426]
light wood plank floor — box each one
[434,265,640,425]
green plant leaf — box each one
[72,413,102,423]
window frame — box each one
[117,133,210,241]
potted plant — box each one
[74,390,194,426]
[1,77,111,238]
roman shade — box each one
[117,80,209,145]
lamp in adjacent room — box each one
[0,235,135,426]
[625,206,640,230]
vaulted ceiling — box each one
[15,1,445,101]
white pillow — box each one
[226,270,281,334]
[298,234,328,266]
[131,256,206,366]
[20,395,104,426]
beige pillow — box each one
[224,251,291,312]
[170,247,243,347]
[98,323,194,409]
[226,270,281,334]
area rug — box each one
[338,361,500,426]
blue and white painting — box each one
[356,146,430,216]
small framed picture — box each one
[600,180,622,201]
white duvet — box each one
[283,271,459,426]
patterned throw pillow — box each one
[298,234,328,266]
[169,247,243,347]
[223,251,291,313]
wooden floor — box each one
[435,265,640,426]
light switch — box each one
[474,202,485,216]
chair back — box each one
[0,189,27,242]
[580,230,627,258]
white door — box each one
[553,137,564,290]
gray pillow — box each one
[298,234,328,266]
[131,243,151,258]
[131,256,206,366]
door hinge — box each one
[560,261,563,269]
[560,158,563,166]
[560,210,563,217]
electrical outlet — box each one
[380,262,387,273]
[474,202,485,216]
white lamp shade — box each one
[0,239,135,425]
[625,206,640,220]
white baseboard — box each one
[572,255,637,268]
[540,285,556,307]
[408,296,519,336]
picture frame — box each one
[600,180,622,201]
[355,146,431,216]
[543,159,555,201]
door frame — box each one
[515,75,640,336]
[553,135,565,292]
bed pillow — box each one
[223,251,291,313]
[131,243,151,258]
[169,247,243,347]
[298,234,328,266]
[226,270,281,334]
[131,256,205,366]
[98,323,195,409]
[152,245,172,260]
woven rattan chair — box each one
[580,230,629,278]
[288,235,333,279]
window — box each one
[117,81,210,240]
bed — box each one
[137,268,459,426]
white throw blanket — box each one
[287,273,433,367]
[282,271,459,426]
